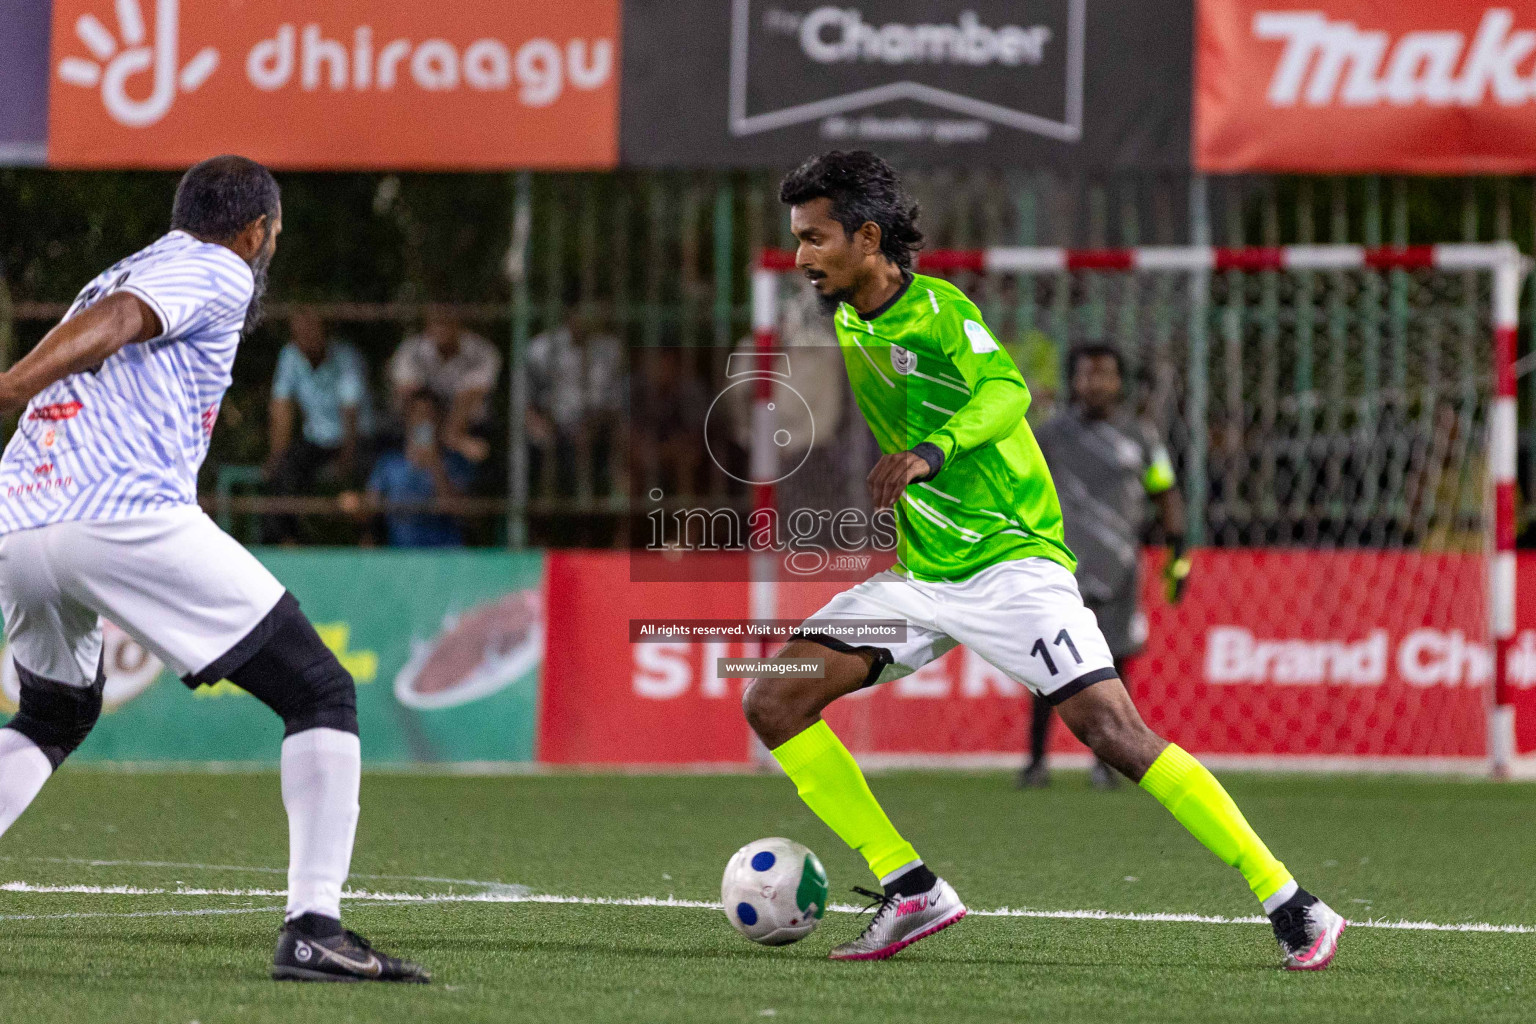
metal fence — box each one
[2,169,1534,544]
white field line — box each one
[1,881,1532,935]
[0,905,283,922]
[0,854,522,890]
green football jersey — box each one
[833,272,1075,582]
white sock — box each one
[280,727,360,922]
[878,859,925,888]
[0,728,54,837]
[1262,879,1300,915]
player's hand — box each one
[867,450,930,509]
[1163,551,1192,605]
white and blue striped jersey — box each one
[0,231,254,533]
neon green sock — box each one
[771,720,919,881]
[1139,744,1294,905]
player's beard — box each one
[815,284,854,315]
[243,249,271,339]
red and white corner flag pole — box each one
[747,262,781,767]
[750,263,780,634]
[1490,247,1524,777]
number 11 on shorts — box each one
[1030,629,1083,676]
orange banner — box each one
[1196,1,1536,173]
[48,0,618,170]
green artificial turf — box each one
[1,769,1532,1023]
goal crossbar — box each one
[752,244,1530,774]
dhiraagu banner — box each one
[0,549,545,764]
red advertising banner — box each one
[1510,558,1536,755]
[538,549,1536,766]
[47,0,619,169]
[1196,1,1536,173]
[538,552,755,765]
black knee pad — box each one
[5,656,105,769]
[184,592,358,737]
[787,631,894,689]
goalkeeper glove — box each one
[1163,536,1191,605]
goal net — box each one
[751,244,1528,773]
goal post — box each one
[752,243,1529,775]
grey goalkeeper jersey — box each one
[1034,408,1175,604]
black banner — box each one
[619,0,1192,169]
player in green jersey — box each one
[743,151,1344,968]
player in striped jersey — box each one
[0,156,427,983]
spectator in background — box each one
[1025,342,1189,790]
[351,390,474,548]
[389,306,501,465]
[631,348,711,499]
[264,309,374,543]
[525,306,624,498]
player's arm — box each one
[444,388,490,462]
[1143,437,1191,604]
[338,406,360,475]
[914,304,1030,464]
[868,307,1029,506]
[336,354,364,476]
[1152,486,1186,539]
[265,348,299,477]
[265,398,296,478]
[0,291,161,413]
[444,341,499,462]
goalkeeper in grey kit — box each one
[1024,342,1191,788]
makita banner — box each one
[537,549,1536,766]
[1197,1,1536,173]
[44,0,619,169]
[619,0,1192,169]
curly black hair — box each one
[779,151,923,270]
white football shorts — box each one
[0,505,284,688]
[798,557,1119,703]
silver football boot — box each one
[828,876,967,961]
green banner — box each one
[0,550,545,764]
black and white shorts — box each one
[801,557,1119,704]
[0,506,284,688]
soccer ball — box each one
[721,837,829,945]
